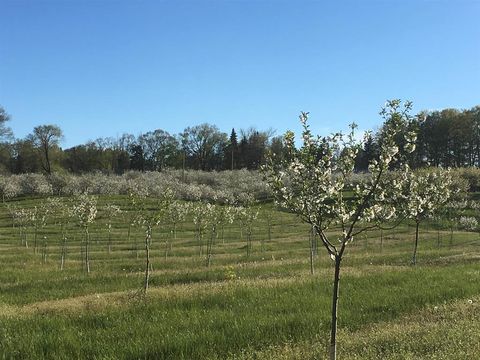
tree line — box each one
[0,104,479,174]
[356,105,480,170]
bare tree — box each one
[31,124,63,174]
[0,106,13,141]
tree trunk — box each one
[450,226,454,247]
[34,226,38,254]
[85,228,90,274]
[197,227,203,256]
[127,222,132,254]
[380,229,383,252]
[309,229,315,275]
[144,226,151,293]
[246,230,252,257]
[412,221,419,265]
[42,238,48,264]
[329,255,342,360]
[206,229,214,267]
[165,237,169,260]
[44,143,51,175]
[60,240,65,270]
[182,151,186,183]
[22,228,28,248]
[60,224,67,270]
[267,221,272,242]
[309,248,314,275]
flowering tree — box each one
[235,204,259,258]
[103,204,122,253]
[442,199,469,246]
[50,198,74,270]
[72,193,98,273]
[165,200,187,240]
[0,176,20,203]
[126,191,144,259]
[263,100,416,360]
[9,205,30,248]
[264,208,274,244]
[6,204,16,230]
[30,204,50,255]
[164,199,187,258]
[135,202,158,293]
[459,216,478,232]
[204,203,218,267]
[135,191,173,293]
[399,168,454,265]
[190,202,210,257]
[215,204,235,244]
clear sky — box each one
[1,0,479,148]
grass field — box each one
[0,196,479,359]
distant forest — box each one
[0,104,479,175]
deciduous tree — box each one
[264,100,417,360]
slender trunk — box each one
[309,248,314,275]
[108,229,112,253]
[450,225,454,247]
[127,222,132,254]
[437,229,441,248]
[267,220,272,242]
[85,227,90,274]
[60,235,66,270]
[182,151,186,183]
[165,237,169,260]
[380,229,384,252]
[144,226,151,293]
[44,145,51,175]
[412,221,419,265]
[34,225,38,254]
[206,227,215,267]
[197,226,203,256]
[309,229,315,275]
[42,237,48,264]
[329,255,342,360]
[246,228,252,257]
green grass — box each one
[0,196,479,359]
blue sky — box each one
[1,0,479,148]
